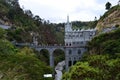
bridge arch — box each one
[53,49,65,66]
[39,49,50,65]
[34,46,65,67]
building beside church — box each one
[64,16,96,70]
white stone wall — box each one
[64,30,96,47]
[64,16,96,71]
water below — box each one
[55,61,65,80]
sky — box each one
[19,0,117,23]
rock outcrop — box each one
[96,5,120,33]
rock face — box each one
[96,5,120,33]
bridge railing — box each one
[12,42,64,47]
[13,42,88,48]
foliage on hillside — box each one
[62,54,120,80]
[0,0,63,44]
[88,28,120,55]
[0,28,17,55]
[72,20,97,29]
[0,28,53,80]
[0,54,53,80]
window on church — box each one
[69,61,72,67]
[69,49,72,54]
[76,35,79,37]
[80,41,83,44]
[78,49,81,54]
[69,43,71,46]
[80,34,83,37]
[66,43,68,46]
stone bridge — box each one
[33,45,64,67]
[14,43,87,70]
[33,45,87,70]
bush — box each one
[0,39,17,55]
[0,54,53,80]
[62,54,120,80]
[88,28,120,54]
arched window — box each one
[73,61,77,65]
[78,49,81,54]
[66,43,68,46]
[69,43,71,46]
[69,49,72,55]
[69,61,72,67]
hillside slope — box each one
[0,0,62,44]
[96,5,120,32]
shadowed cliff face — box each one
[96,5,120,33]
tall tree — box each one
[105,2,112,10]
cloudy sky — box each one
[19,0,117,23]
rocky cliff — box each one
[96,5,120,33]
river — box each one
[55,61,65,80]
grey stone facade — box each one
[64,16,96,70]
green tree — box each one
[0,54,53,80]
[0,39,16,54]
[62,54,120,80]
[0,28,6,39]
[105,2,112,10]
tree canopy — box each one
[105,2,112,10]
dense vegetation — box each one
[88,28,120,55]
[0,27,53,80]
[0,54,53,80]
[62,54,120,80]
[72,20,97,29]
[0,0,64,44]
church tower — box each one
[65,15,72,32]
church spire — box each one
[67,15,69,24]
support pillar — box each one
[65,48,69,71]
[65,56,69,71]
[49,50,54,67]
